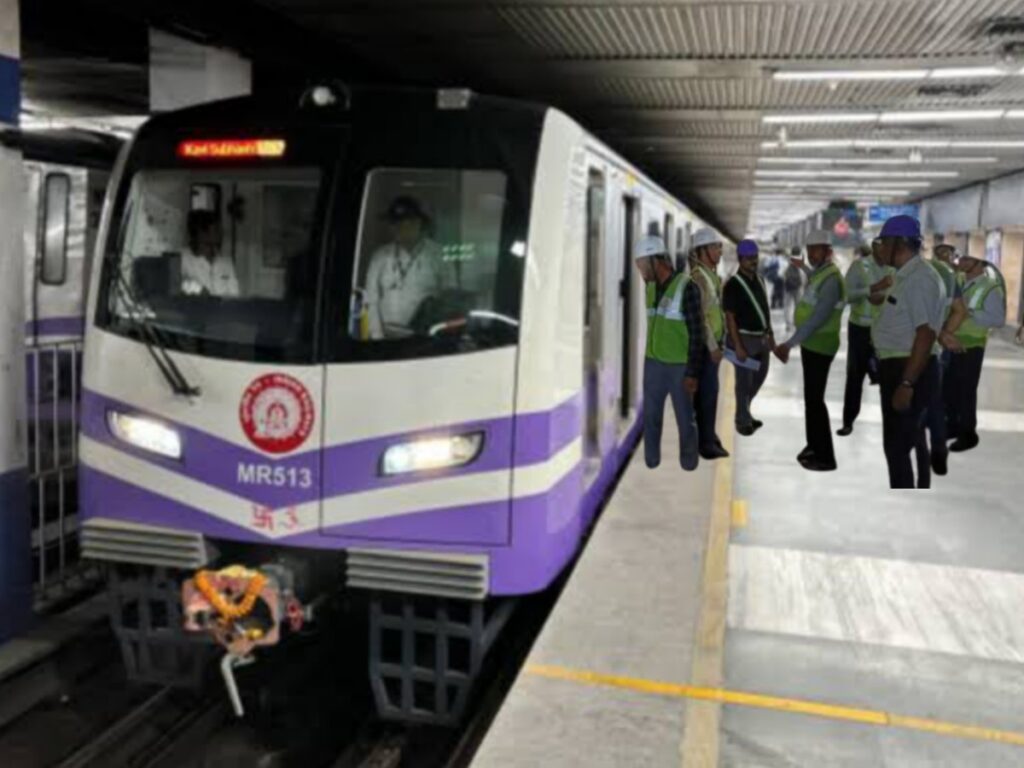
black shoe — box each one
[700,445,730,460]
[949,434,980,453]
[797,446,815,461]
[751,419,764,432]
[736,424,755,437]
[836,424,854,437]
[931,450,948,476]
[799,455,837,472]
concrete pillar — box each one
[1001,231,1024,325]
[0,0,31,642]
[968,230,986,260]
[149,29,251,112]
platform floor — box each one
[473,317,1024,768]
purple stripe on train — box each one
[25,316,85,338]
[79,409,641,595]
[80,389,583,510]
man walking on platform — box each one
[724,239,774,436]
[773,231,846,472]
[638,236,706,472]
[945,253,1006,453]
[871,216,946,489]
[837,242,892,436]
[690,228,729,460]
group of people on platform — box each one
[637,215,1007,489]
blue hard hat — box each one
[737,239,759,259]
[879,215,921,240]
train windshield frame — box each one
[95,126,339,364]
[96,99,543,365]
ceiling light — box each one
[758,156,999,166]
[1005,110,1024,118]
[879,109,1005,122]
[953,140,1024,148]
[763,113,878,124]
[762,140,855,149]
[930,67,1007,78]
[763,139,1024,150]
[755,170,957,179]
[773,69,929,81]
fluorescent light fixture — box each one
[380,432,484,476]
[107,411,182,460]
[879,109,1004,122]
[930,67,1007,78]
[773,66,1016,82]
[773,69,928,81]
[763,113,878,124]
[764,139,1024,150]
[755,170,957,179]
[758,156,998,165]
[1005,110,1024,118]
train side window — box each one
[40,172,71,285]
[664,213,674,258]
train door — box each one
[619,195,638,419]
[584,169,605,469]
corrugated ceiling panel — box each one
[499,1,1023,59]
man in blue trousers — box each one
[638,236,706,471]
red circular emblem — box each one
[239,374,315,454]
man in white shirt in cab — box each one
[363,195,448,339]
[181,210,240,297]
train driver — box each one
[363,196,449,339]
[181,210,240,298]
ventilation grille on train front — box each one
[81,517,212,570]
[345,548,489,600]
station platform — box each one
[473,321,1024,767]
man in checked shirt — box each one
[637,235,706,472]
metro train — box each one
[77,85,731,724]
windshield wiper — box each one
[108,260,201,397]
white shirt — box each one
[364,238,447,339]
[872,256,946,357]
[181,250,240,298]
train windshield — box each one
[101,166,324,363]
[348,168,519,346]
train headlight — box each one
[380,432,484,476]
[107,411,182,460]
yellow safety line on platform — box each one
[730,499,748,529]
[525,663,1024,748]
[679,364,736,768]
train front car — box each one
[78,87,586,724]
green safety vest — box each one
[956,274,1004,349]
[645,273,692,365]
[795,263,846,356]
[929,259,957,322]
[847,257,886,327]
[693,262,726,345]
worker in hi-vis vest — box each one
[871,215,947,489]
[689,227,729,460]
[639,235,706,472]
[838,242,892,437]
[942,252,1007,453]
[774,229,847,472]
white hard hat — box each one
[806,229,833,247]
[637,235,668,260]
[693,227,722,250]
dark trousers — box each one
[695,358,721,450]
[946,347,985,440]
[841,322,878,428]
[879,357,935,489]
[732,335,771,429]
[924,354,948,461]
[801,348,836,465]
[643,358,699,471]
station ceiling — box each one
[22,0,1024,239]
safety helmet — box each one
[637,235,668,260]
[737,239,759,259]
[806,229,832,248]
[692,227,722,250]
[879,215,921,240]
